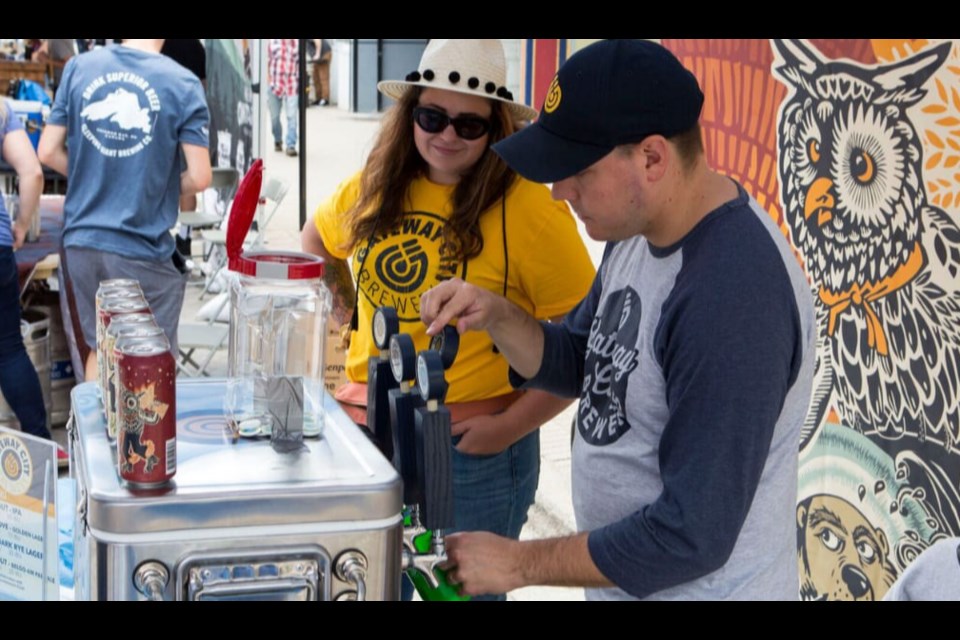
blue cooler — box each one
[8,99,44,150]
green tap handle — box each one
[403,513,470,601]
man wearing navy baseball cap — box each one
[420,39,816,600]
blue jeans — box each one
[403,429,541,601]
[0,247,50,439]
[268,91,298,150]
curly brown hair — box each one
[344,86,519,261]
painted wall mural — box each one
[664,38,960,600]
[205,39,255,175]
[520,39,569,116]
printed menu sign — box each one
[0,428,58,601]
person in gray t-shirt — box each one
[38,39,211,380]
[419,39,817,600]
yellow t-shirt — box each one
[314,172,595,403]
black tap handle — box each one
[366,358,397,460]
[389,387,424,505]
[415,405,455,531]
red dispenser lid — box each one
[225,158,264,264]
[231,250,325,280]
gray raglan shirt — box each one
[512,184,816,600]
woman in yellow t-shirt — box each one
[302,39,595,600]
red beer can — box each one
[105,320,162,441]
[95,282,143,350]
[115,334,176,488]
[97,295,150,411]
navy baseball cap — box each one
[493,39,704,183]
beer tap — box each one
[367,306,399,459]
[388,332,424,508]
[401,326,468,600]
[414,350,454,533]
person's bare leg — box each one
[85,349,97,382]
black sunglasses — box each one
[413,106,491,141]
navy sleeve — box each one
[508,259,604,397]
[586,231,804,598]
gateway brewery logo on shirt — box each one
[80,72,160,158]
[0,434,33,496]
[356,212,465,322]
[578,287,641,445]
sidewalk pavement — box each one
[178,102,596,601]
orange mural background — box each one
[663,38,960,601]
[663,39,948,231]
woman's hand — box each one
[452,388,574,456]
[452,412,518,455]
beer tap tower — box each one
[373,316,465,601]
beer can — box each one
[95,281,143,347]
[95,279,141,309]
[96,279,141,300]
[104,320,161,440]
[97,295,150,410]
[115,334,176,488]
[95,286,145,395]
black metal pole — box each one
[376,39,383,112]
[298,38,307,231]
[352,39,358,114]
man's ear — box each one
[639,135,668,181]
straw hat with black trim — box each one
[377,39,539,122]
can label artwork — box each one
[104,319,160,440]
[97,294,149,410]
[116,343,176,487]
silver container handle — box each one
[335,551,368,602]
[134,562,169,601]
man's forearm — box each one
[180,170,206,196]
[487,297,547,379]
[518,533,613,589]
[38,123,68,175]
[180,143,212,196]
[445,530,614,596]
[39,145,68,176]
[421,278,551,379]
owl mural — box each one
[772,39,960,544]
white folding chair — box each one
[250,177,290,250]
[176,291,231,377]
[176,167,240,261]
[198,176,289,298]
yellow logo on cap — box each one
[544,77,561,113]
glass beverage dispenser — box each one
[223,160,331,451]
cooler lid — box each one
[225,158,263,263]
[71,380,401,535]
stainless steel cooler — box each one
[67,379,402,601]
